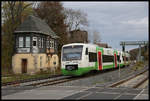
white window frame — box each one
[54,41,57,49]
[32,37,37,47]
[51,40,54,48]
[41,38,44,48]
[16,38,18,48]
[25,36,30,47]
[50,40,52,48]
[19,37,23,47]
[46,39,49,48]
[39,37,41,48]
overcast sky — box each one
[62,1,148,51]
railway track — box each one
[2,66,117,88]
[2,74,62,87]
[26,66,132,87]
[2,64,147,88]
[26,68,118,87]
[109,68,148,89]
[26,76,73,87]
[26,72,101,87]
[2,71,100,88]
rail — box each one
[109,67,148,88]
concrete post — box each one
[139,44,141,61]
[147,43,149,52]
[119,59,121,78]
[122,42,125,52]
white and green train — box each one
[61,43,130,76]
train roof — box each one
[62,43,98,47]
[62,43,130,55]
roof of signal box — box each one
[14,15,59,39]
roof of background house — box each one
[70,29,87,33]
[96,43,108,48]
[14,15,59,39]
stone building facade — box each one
[12,15,59,74]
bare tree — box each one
[2,1,33,72]
[34,2,69,67]
[5,1,33,25]
[93,30,101,44]
[64,8,88,32]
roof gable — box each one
[14,15,59,38]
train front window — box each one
[62,45,83,61]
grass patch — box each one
[131,61,145,71]
[2,68,62,84]
[1,68,14,76]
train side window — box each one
[122,56,124,61]
[89,52,97,62]
[85,48,88,55]
[102,55,114,62]
[126,57,128,61]
[117,55,120,62]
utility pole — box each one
[119,52,121,78]
[138,44,141,61]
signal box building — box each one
[12,15,59,74]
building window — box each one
[39,37,41,48]
[25,37,30,47]
[33,41,36,46]
[50,40,52,48]
[41,38,44,48]
[49,39,54,48]
[32,37,37,46]
[54,41,57,50]
[19,37,23,47]
[51,39,54,48]
[46,40,49,48]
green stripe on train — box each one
[119,63,124,67]
[103,64,114,69]
[61,66,94,76]
[102,63,124,69]
[61,63,125,76]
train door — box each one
[117,52,120,67]
[84,47,89,68]
[114,53,117,68]
[98,51,102,70]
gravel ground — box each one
[54,64,148,87]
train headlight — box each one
[78,62,81,65]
